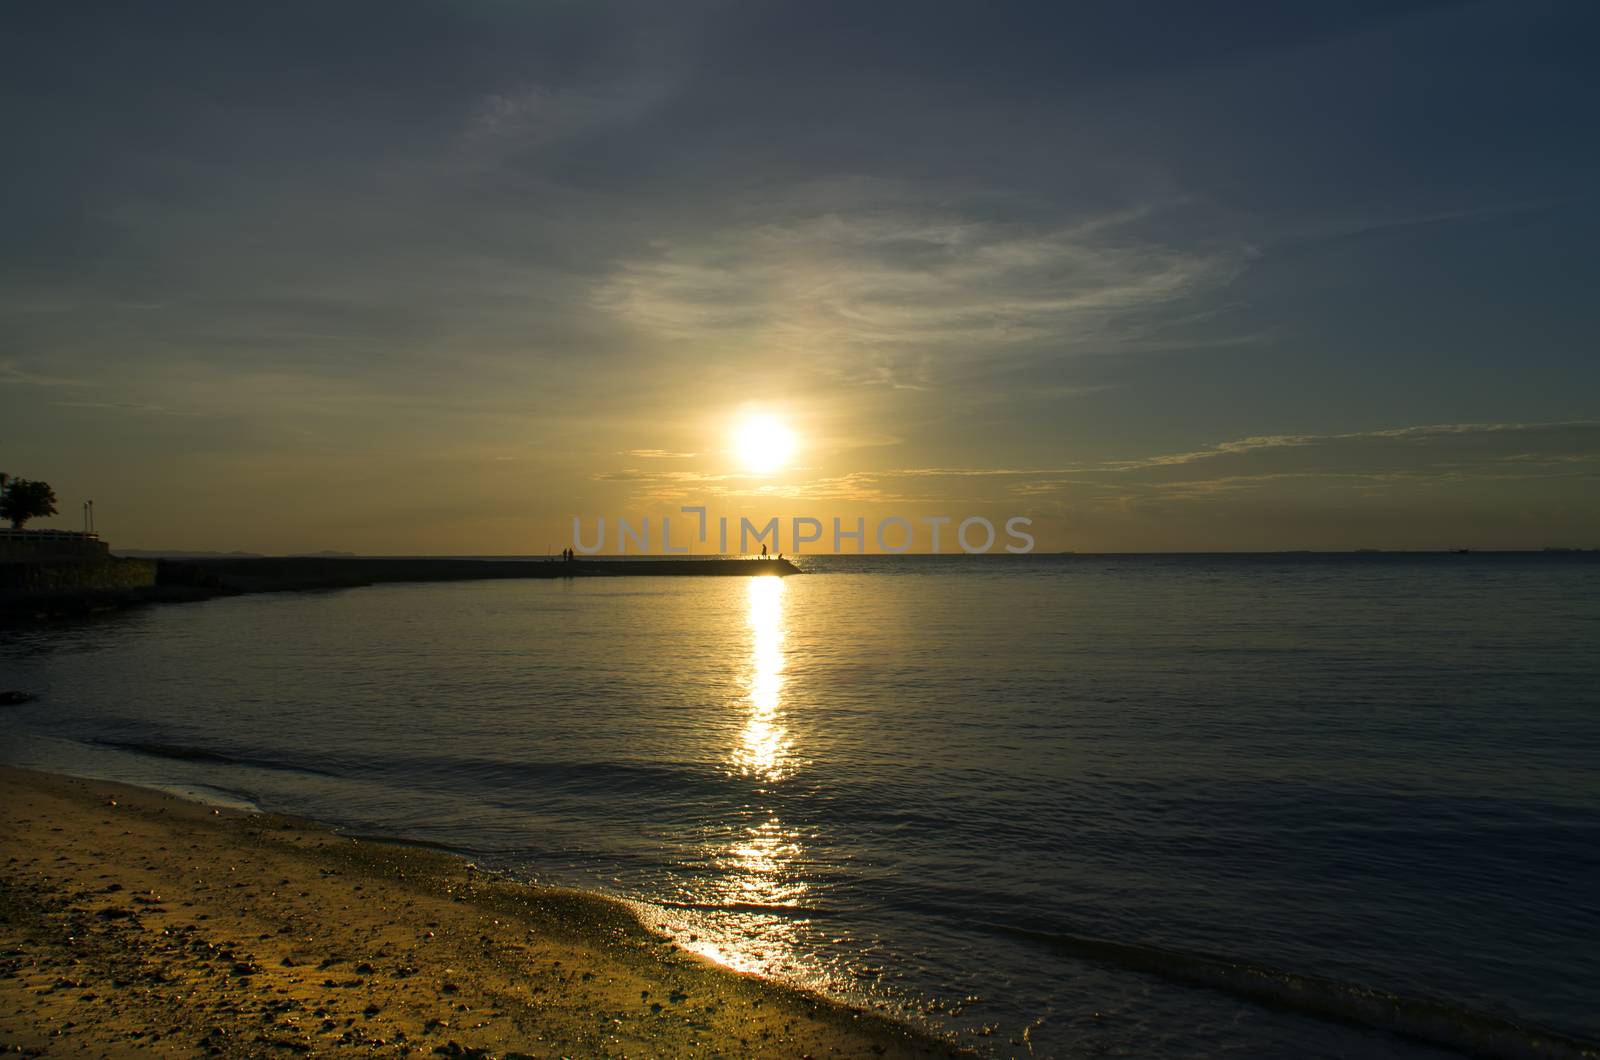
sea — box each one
[2,553,1597,1058]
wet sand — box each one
[0,767,958,1058]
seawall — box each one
[0,531,158,620]
[0,558,157,594]
[0,555,796,622]
[155,555,799,593]
[0,531,111,563]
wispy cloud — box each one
[613,421,1600,509]
[1038,421,1600,511]
[52,400,200,417]
[885,466,1087,478]
[1106,421,1600,471]
[1277,197,1577,249]
[0,361,90,387]
[591,466,921,504]
[593,198,1247,388]
[593,469,732,483]
[461,78,670,154]
[584,421,1600,514]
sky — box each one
[2,0,1597,553]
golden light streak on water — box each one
[678,575,818,980]
[735,576,791,781]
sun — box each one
[734,414,797,475]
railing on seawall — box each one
[0,529,101,541]
[0,530,112,565]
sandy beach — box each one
[0,767,959,1058]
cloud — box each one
[461,78,670,154]
[52,400,199,417]
[0,361,89,387]
[592,198,1247,388]
[1106,421,1600,472]
[588,421,1600,511]
[590,466,920,504]
[1275,197,1576,250]
[885,466,1086,478]
[824,422,1600,507]
[1019,421,1600,512]
[742,472,911,503]
[593,469,731,483]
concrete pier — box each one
[155,556,800,593]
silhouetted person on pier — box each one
[760,544,768,559]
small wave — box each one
[651,898,835,918]
[94,740,798,812]
[100,740,339,779]
[338,832,469,854]
[989,922,1598,1060]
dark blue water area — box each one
[2,552,1597,1057]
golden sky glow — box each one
[2,3,1597,553]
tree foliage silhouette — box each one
[0,477,58,529]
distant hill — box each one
[115,550,265,559]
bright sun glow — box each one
[734,414,797,474]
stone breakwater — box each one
[1,555,798,622]
[155,556,800,593]
[0,531,157,620]
[0,557,156,601]
[0,532,111,564]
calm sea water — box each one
[3,554,1598,1057]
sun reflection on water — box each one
[674,576,815,978]
[734,576,792,781]
[725,816,805,905]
